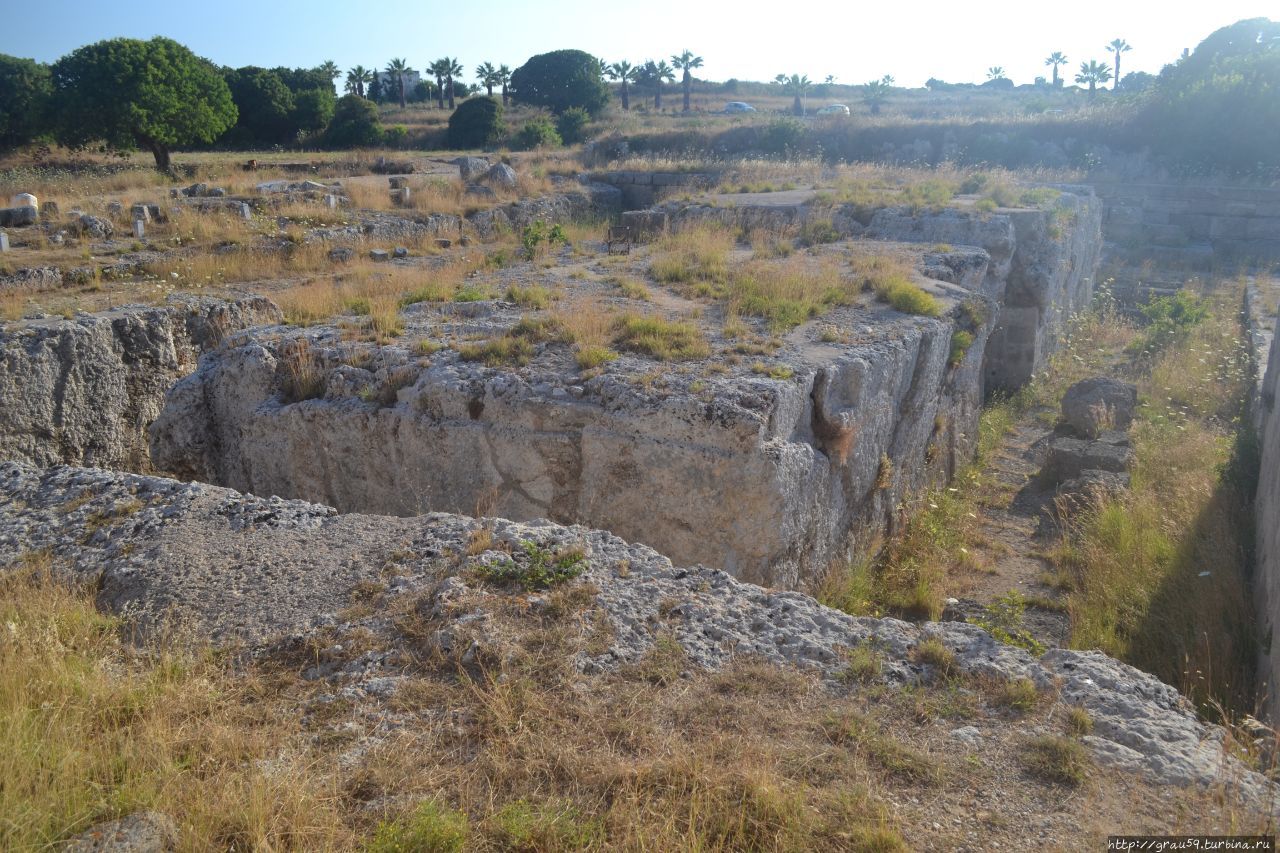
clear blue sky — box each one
[2,0,1275,87]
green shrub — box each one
[948,330,974,366]
[1020,735,1090,785]
[575,345,617,369]
[1131,290,1208,355]
[514,117,562,150]
[612,314,710,361]
[447,96,503,149]
[325,94,383,147]
[555,106,591,144]
[968,591,1046,656]
[477,541,586,590]
[367,800,468,853]
[759,118,807,154]
[382,125,409,147]
[873,277,942,317]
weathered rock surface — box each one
[76,215,115,239]
[454,157,491,182]
[62,811,177,852]
[0,460,1273,809]
[0,297,282,471]
[1061,376,1139,437]
[149,288,992,588]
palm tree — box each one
[1075,60,1113,96]
[670,50,704,112]
[824,74,837,85]
[385,57,410,108]
[446,57,464,109]
[1107,39,1132,89]
[776,73,812,116]
[428,59,450,109]
[607,61,640,110]
[1044,52,1067,87]
[863,77,892,115]
[345,65,372,98]
[651,60,676,110]
[319,60,340,84]
[476,62,499,97]
[497,64,512,106]
[986,67,1007,81]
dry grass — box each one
[649,226,734,287]
[275,257,484,329]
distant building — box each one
[373,70,423,91]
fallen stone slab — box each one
[0,205,37,227]
[1061,376,1139,437]
[1040,434,1135,485]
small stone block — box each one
[133,220,145,239]
[393,247,409,259]
[369,249,390,262]
[239,203,253,220]
[0,231,9,252]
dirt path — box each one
[945,415,1072,648]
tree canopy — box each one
[0,55,52,149]
[50,37,235,169]
[510,49,609,116]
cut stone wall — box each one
[1254,297,1280,719]
[0,297,281,471]
[1096,183,1280,267]
[149,293,993,590]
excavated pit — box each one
[138,188,1102,588]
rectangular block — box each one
[0,231,8,252]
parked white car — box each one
[816,104,851,115]
[723,101,757,114]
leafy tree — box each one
[606,60,639,110]
[671,49,704,112]
[1075,60,1112,95]
[1107,39,1132,90]
[497,64,512,106]
[446,57,464,109]
[272,66,332,93]
[293,87,335,135]
[476,61,499,97]
[448,96,502,148]
[556,106,591,143]
[775,73,812,116]
[1045,52,1067,87]
[368,74,384,104]
[428,58,450,109]
[345,65,372,98]
[1137,18,1280,173]
[0,55,52,149]
[862,76,892,115]
[326,94,383,147]
[386,57,410,108]
[50,37,235,170]
[222,67,295,145]
[510,49,609,116]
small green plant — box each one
[974,198,998,214]
[948,330,974,367]
[367,800,469,853]
[992,677,1039,712]
[476,541,586,591]
[1020,734,1090,785]
[505,285,553,309]
[797,218,841,247]
[520,220,569,259]
[489,799,603,850]
[873,277,942,317]
[968,591,1046,656]
[751,362,795,380]
[1130,289,1208,356]
[607,275,650,301]
[457,336,535,367]
[842,643,883,683]
[612,314,710,361]
[1066,705,1094,736]
[575,345,617,369]
[912,636,958,680]
[452,284,490,302]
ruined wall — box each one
[1255,304,1280,718]
[1097,183,1280,268]
[0,297,281,471]
[589,171,719,210]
